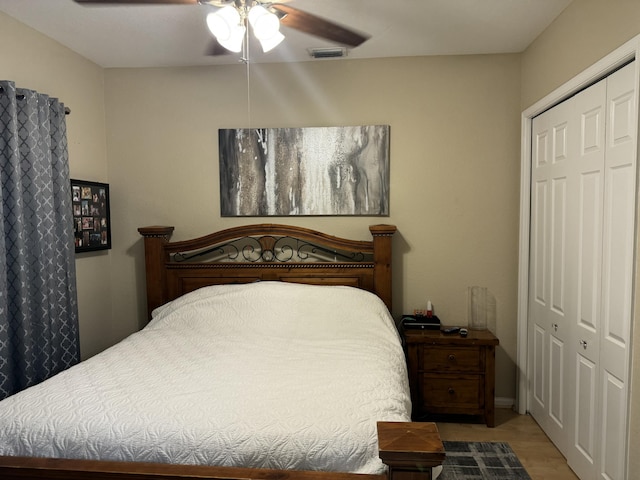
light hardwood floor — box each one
[436,408,579,480]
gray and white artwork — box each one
[219,125,390,216]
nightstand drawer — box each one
[421,374,482,407]
[421,346,482,372]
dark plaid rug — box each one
[439,441,532,479]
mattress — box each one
[0,281,411,474]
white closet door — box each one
[598,62,635,480]
[566,76,607,480]
[529,96,575,454]
[529,62,636,480]
[565,62,636,480]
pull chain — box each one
[242,21,252,128]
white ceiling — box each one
[0,0,572,68]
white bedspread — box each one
[0,282,411,474]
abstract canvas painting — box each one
[219,125,390,216]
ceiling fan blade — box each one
[271,4,370,48]
[74,0,199,4]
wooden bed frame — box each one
[0,224,445,480]
[137,223,397,317]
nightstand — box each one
[403,328,499,427]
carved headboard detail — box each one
[138,224,396,319]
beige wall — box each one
[0,12,111,359]
[521,0,640,475]
[104,55,522,398]
[522,0,640,109]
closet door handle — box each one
[552,323,558,332]
[579,340,588,349]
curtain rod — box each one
[0,85,71,115]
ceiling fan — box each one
[74,0,370,57]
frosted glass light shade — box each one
[257,31,285,52]
[247,5,284,52]
[248,5,279,39]
[207,6,245,53]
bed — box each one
[0,223,444,480]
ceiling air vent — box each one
[308,47,347,59]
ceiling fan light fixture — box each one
[220,24,246,53]
[247,4,284,52]
[206,6,245,53]
[258,31,285,52]
[206,6,238,38]
[248,5,279,38]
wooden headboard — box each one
[138,224,397,320]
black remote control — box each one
[442,327,460,334]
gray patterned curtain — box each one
[0,80,80,400]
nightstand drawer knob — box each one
[448,387,455,395]
[448,354,456,362]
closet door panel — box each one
[564,79,606,480]
[549,335,565,428]
[568,74,607,480]
[547,105,573,451]
[577,171,602,331]
[598,62,636,480]
[602,75,635,375]
[529,101,572,452]
[602,163,634,364]
[601,372,625,480]
[533,179,549,306]
[574,354,597,469]
[532,323,546,410]
[529,113,550,429]
[551,176,567,313]
[576,98,605,337]
[549,172,568,433]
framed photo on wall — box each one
[71,179,111,253]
